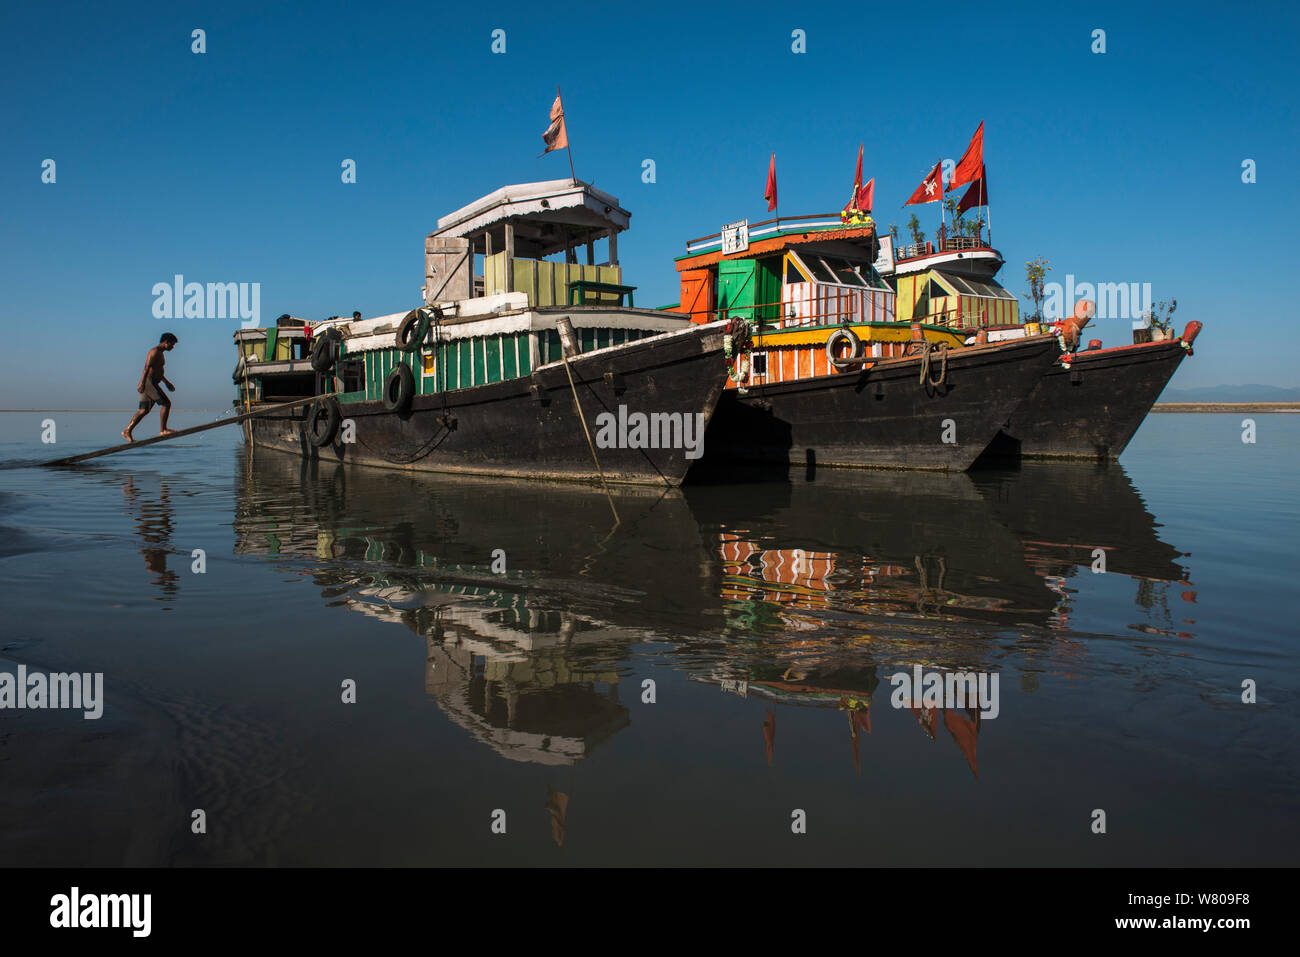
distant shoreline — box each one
[1151,403,1300,413]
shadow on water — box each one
[231,448,1192,775]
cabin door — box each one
[717,258,757,321]
[718,257,781,323]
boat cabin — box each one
[878,230,1020,331]
[234,180,690,406]
[668,214,961,388]
[671,215,895,327]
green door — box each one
[756,256,782,324]
[717,258,758,320]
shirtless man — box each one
[122,333,178,441]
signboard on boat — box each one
[721,220,749,255]
[873,235,895,275]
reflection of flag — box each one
[904,162,944,205]
[949,121,984,190]
[764,153,778,211]
[541,93,568,153]
[956,166,988,214]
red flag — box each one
[949,121,984,190]
[541,93,568,154]
[842,145,874,219]
[858,177,874,213]
[956,167,988,214]
[764,153,777,212]
[904,162,944,205]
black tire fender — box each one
[307,396,342,447]
[384,362,415,413]
[310,329,341,372]
[397,309,430,352]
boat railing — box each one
[896,234,991,261]
[684,214,849,253]
[678,291,894,329]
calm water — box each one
[0,411,1296,866]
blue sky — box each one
[2,0,1297,408]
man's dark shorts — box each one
[139,380,170,413]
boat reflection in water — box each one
[232,449,1191,791]
[970,461,1193,635]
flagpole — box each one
[983,175,991,246]
[558,85,576,183]
[938,158,946,245]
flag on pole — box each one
[956,166,988,215]
[764,153,778,212]
[948,121,984,190]
[841,144,875,223]
[904,162,944,205]
[541,93,568,154]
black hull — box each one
[987,339,1188,460]
[247,325,726,486]
[698,336,1060,472]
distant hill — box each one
[1162,384,1300,403]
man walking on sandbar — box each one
[123,333,178,441]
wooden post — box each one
[608,228,618,266]
[503,222,514,294]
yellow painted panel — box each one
[484,251,508,296]
[755,324,962,349]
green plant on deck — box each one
[1142,298,1178,335]
[1023,257,1051,321]
[907,213,926,247]
[943,198,983,241]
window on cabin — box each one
[824,257,872,287]
[340,359,364,394]
[786,257,808,284]
[806,257,838,283]
[965,278,1014,299]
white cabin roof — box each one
[431,179,630,259]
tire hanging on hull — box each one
[384,362,415,413]
[308,395,342,447]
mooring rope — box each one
[917,341,949,387]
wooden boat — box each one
[879,229,1203,460]
[233,179,726,486]
[665,215,1060,471]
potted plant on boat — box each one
[1023,257,1051,334]
[1143,299,1178,342]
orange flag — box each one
[542,93,568,154]
[764,153,778,212]
[949,121,984,190]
